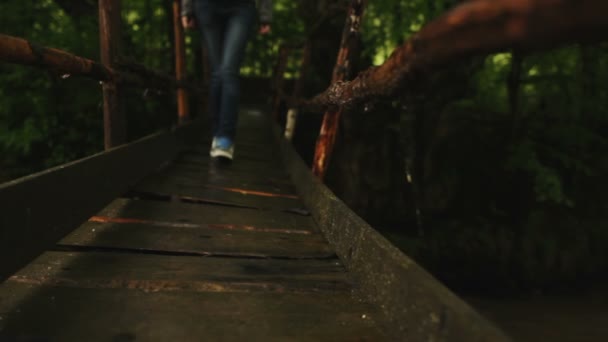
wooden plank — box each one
[179,151,284,170]
[136,167,297,195]
[172,159,290,183]
[274,124,511,341]
[0,121,203,282]
[7,251,351,293]
[93,199,315,231]
[133,163,304,210]
[161,161,292,184]
[157,169,294,193]
[232,130,275,145]
[60,220,333,259]
[0,283,386,341]
[131,183,305,211]
[142,169,297,196]
[187,108,281,158]
[183,141,280,163]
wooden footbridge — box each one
[1,0,606,340]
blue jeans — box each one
[194,0,256,140]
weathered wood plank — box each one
[274,124,511,341]
[0,121,203,282]
[0,284,386,341]
[158,161,293,185]
[135,178,298,203]
[133,180,305,211]
[7,251,351,293]
[60,220,333,259]
[136,169,297,196]
[174,155,290,179]
[177,156,287,179]
[136,152,297,195]
[93,199,315,231]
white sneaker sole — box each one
[210,147,234,160]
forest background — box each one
[1,0,607,295]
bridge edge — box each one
[273,124,511,341]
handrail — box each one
[0,0,201,149]
[0,34,113,82]
[298,0,608,112]
[270,0,608,182]
[0,34,203,93]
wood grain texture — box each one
[8,251,351,293]
[60,220,333,259]
[93,198,315,231]
[0,283,385,341]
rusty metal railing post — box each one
[173,0,190,124]
[312,0,367,179]
[99,0,126,150]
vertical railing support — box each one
[284,42,312,141]
[312,0,367,179]
[99,0,126,150]
[173,0,190,124]
[272,45,291,122]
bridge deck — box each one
[0,109,386,340]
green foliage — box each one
[354,0,608,289]
[397,43,608,290]
[241,0,304,77]
[0,1,102,179]
[506,138,573,206]
[472,53,511,113]
[361,0,452,65]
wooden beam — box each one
[0,121,203,282]
[0,34,112,81]
[0,34,205,93]
[99,0,126,149]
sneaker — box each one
[210,136,234,160]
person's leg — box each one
[214,2,256,140]
[193,0,225,137]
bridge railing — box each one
[274,0,608,180]
[0,0,206,282]
[0,0,204,150]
